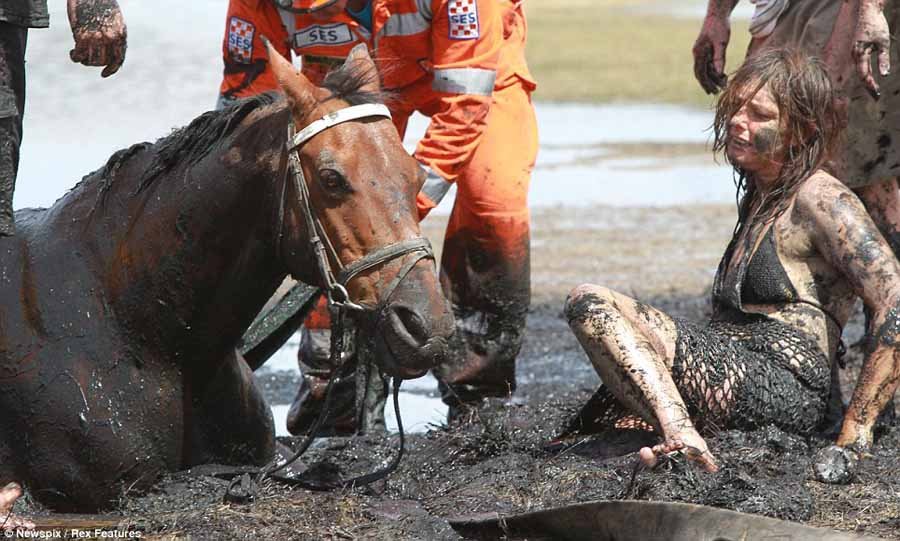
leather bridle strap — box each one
[289,103,392,150]
[281,103,434,312]
[337,237,433,286]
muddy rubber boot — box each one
[354,349,387,434]
[286,326,359,437]
[436,308,521,425]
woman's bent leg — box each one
[565,284,718,471]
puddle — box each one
[261,339,447,437]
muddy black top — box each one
[0,0,49,28]
[714,227,799,313]
[741,227,799,306]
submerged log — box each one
[447,500,883,541]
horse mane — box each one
[90,59,389,206]
[135,92,281,193]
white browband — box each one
[289,103,392,150]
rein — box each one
[226,102,430,501]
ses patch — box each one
[448,0,479,40]
[228,17,255,64]
[294,23,355,49]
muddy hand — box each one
[0,483,35,532]
[67,0,127,77]
[853,1,891,99]
[692,15,731,94]
[639,435,719,472]
[813,444,860,484]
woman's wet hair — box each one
[713,48,842,228]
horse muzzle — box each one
[372,302,454,379]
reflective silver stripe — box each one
[419,165,453,205]
[432,67,496,96]
[376,12,430,44]
[276,6,297,35]
[415,0,433,21]
[356,25,372,41]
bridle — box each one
[223,101,435,499]
[276,102,435,314]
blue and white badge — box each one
[448,0,479,40]
[294,23,354,49]
[228,17,255,64]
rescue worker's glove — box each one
[853,0,892,99]
[692,10,730,94]
[67,0,128,78]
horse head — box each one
[266,43,454,379]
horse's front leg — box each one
[188,349,276,466]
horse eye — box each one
[318,169,351,194]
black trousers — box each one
[0,22,27,236]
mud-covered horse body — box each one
[0,102,290,511]
[0,46,453,513]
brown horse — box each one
[0,44,453,516]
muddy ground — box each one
[14,205,900,539]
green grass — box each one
[524,0,752,107]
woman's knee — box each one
[565,284,619,326]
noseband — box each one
[278,102,434,313]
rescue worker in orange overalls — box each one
[218,0,537,431]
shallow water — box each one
[19,1,737,213]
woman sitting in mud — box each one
[566,48,900,476]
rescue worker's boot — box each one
[433,215,532,424]
[435,302,526,424]
[287,324,359,436]
[286,298,387,436]
[0,28,25,239]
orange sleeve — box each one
[219,0,291,105]
[413,0,502,184]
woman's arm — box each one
[798,179,900,452]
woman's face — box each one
[726,84,784,179]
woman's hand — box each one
[66,0,127,78]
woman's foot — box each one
[0,483,34,532]
[639,428,719,472]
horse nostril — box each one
[391,305,428,347]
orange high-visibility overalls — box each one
[219,0,538,412]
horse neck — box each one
[102,103,295,361]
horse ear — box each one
[263,36,318,113]
[344,43,381,93]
